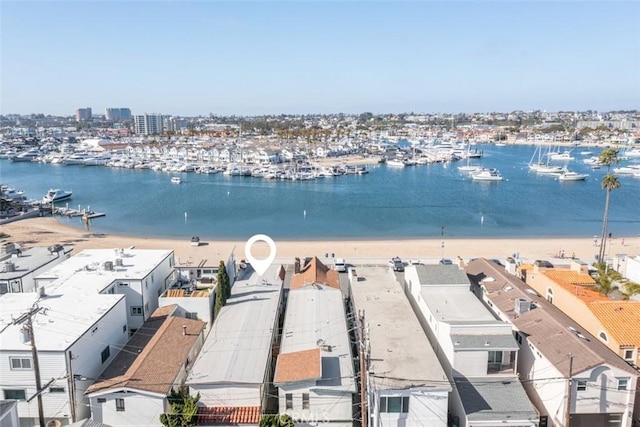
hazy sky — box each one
[1,1,639,116]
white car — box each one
[334,258,347,272]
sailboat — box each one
[529,144,563,174]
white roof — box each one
[0,290,124,351]
[279,284,356,392]
[350,267,450,390]
[38,248,173,292]
[421,287,498,324]
[186,265,282,386]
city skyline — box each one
[1,1,639,116]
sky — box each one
[1,1,639,116]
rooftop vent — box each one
[115,258,123,267]
[103,261,114,271]
[514,298,532,314]
[3,262,15,273]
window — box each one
[379,396,409,413]
[0,283,8,294]
[577,380,587,391]
[131,306,143,316]
[185,312,198,320]
[599,331,608,342]
[285,393,293,410]
[9,357,32,370]
[624,349,634,361]
[617,379,628,391]
[101,346,110,364]
[97,398,106,403]
[488,351,503,364]
[115,398,125,412]
[302,393,309,409]
[122,325,127,333]
[546,288,554,304]
[118,282,129,287]
[49,387,65,393]
[145,280,148,290]
[3,389,26,400]
[144,302,149,313]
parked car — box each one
[439,258,453,265]
[388,257,404,272]
[334,258,347,272]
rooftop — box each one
[543,269,596,286]
[290,256,340,290]
[0,290,124,351]
[186,265,283,388]
[86,309,205,396]
[455,377,538,423]
[275,284,355,392]
[420,287,499,324]
[412,264,471,286]
[350,266,450,390]
[274,348,322,384]
[0,246,72,280]
[589,301,640,347]
[466,258,638,377]
[195,406,261,425]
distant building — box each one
[134,114,163,135]
[75,108,92,122]
[104,108,131,122]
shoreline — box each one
[3,217,638,267]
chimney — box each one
[182,325,187,336]
[294,257,301,274]
[39,286,47,298]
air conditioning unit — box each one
[103,261,114,271]
[115,258,123,267]
[3,262,15,273]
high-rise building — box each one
[105,108,132,121]
[75,108,92,122]
[134,114,163,135]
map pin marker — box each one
[245,234,277,276]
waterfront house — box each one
[0,243,72,294]
[350,266,451,427]
[34,248,177,334]
[0,289,127,426]
[186,265,284,423]
[403,264,538,427]
[467,258,639,427]
[86,305,206,427]
[273,283,355,426]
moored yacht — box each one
[42,188,73,203]
[471,168,503,181]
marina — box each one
[1,143,639,239]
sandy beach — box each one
[2,217,637,267]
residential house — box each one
[404,264,538,427]
[0,400,19,427]
[186,265,285,425]
[273,281,355,426]
[34,248,177,333]
[158,287,215,332]
[0,244,72,294]
[350,266,451,427]
[86,305,206,427]
[0,289,127,426]
[468,258,639,427]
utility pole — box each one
[66,351,76,422]
[16,305,46,427]
[565,353,574,427]
[357,310,368,427]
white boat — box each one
[11,149,42,162]
[557,169,588,181]
[171,176,181,184]
[623,147,640,158]
[472,168,503,181]
[613,165,640,175]
[547,151,574,162]
[386,159,406,168]
[42,189,73,203]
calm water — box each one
[1,144,639,240]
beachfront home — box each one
[86,305,206,427]
[186,264,285,424]
[403,264,538,427]
[519,260,640,369]
[34,248,177,333]
[0,243,72,294]
[273,282,356,426]
[350,266,451,427]
[290,256,343,296]
[0,289,127,426]
[467,258,639,427]
[158,286,215,333]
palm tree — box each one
[598,149,621,264]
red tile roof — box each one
[589,301,640,347]
[274,348,322,384]
[196,406,261,425]
[290,257,340,290]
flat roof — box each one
[37,248,173,286]
[0,246,72,280]
[455,377,538,423]
[276,284,355,392]
[187,264,282,386]
[350,267,450,390]
[412,264,471,286]
[0,290,124,351]
[420,287,499,324]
